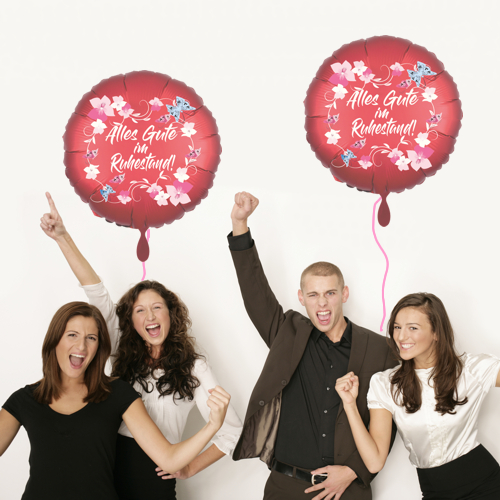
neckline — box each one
[47,401,90,416]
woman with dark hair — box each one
[0,302,230,500]
[40,193,242,500]
[335,293,500,500]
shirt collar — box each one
[311,317,352,347]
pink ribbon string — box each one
[141,229,151,281]
[372,198,389,332]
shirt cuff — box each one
[227,229,253,251]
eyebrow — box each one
[307,289,337,294]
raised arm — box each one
[123,386,230,473]
[229,192,286,347]
[335,373,393,474]
[0,409,21,457]
[40,192,99,286]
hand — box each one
[335,372,359,406]
[206,386,230,430]
[231,191,259,234]
[40,192,68,241]
[305,465,357,500]
[155,464,191,480]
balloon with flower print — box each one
[305,36,462,226]
[64,71,221,261]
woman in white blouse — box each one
[40,193,243,500]
[335,293,500,500]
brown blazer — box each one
[230,240,398,499]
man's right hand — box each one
[231,191,259,236]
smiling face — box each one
[393,307,438,369]
[55,315,99,384]
[131,289,170,357]
[298,273,349,340]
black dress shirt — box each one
[274,322,352,469]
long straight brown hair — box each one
[33,302,112,404]
[387,293,467,415]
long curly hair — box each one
[112,281,203,401]
[387,293,468,415]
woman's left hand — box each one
[155,464,191,480]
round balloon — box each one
[305,36,462,226]
[64,70,221,261]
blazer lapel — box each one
[290,317,314,376]
[337,323,368,418]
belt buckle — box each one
[311,473,328,485]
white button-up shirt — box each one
[368,353,500,468]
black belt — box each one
[272,459,327,485]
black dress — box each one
[2,379,139,500]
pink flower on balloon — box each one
[396,156,411,171]
[111,96,126,111]
[332,85,348,100]
[352,61,367,76]
[149,97,163,111]
[147,183,162,199]
[154,191,170,206]
[118,103,134,118]
[422,87,438,103]
[358,155,372,169]
[325,129,340,145]
[88,96,115,121]
[91,119,107,135]
[329,61,355,86]
[117,190,132,204]
[415,132,430,147]
[390,62,404,76]
[407,146,434,171]
[174,167,190,182]
[388,148,403,164]
[166,180,193,206]
[84,164,100,180]
[359,68,375,83]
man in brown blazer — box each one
[228,192,398,500]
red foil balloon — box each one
[305,36,461,226]
[64,70,221,261]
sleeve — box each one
[465,353,500,392]
[192,359,243,456]
[81,281,121,355]
[228,230,253,251]
[112,380,141,416]
[228,230,286,347]
[2,388,27,426]
[367,371,394,413]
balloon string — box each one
[141,229,151,281]
[372,198,389,332]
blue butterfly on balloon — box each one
[341,149,356,167]
[100,185,115,202]
[167,97,196,122]
[407,62,437,88]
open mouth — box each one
[317,311,331,326]
[146,324,161,338]
[399,343,415,351]
[69,354,85,369]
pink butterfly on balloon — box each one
[351,139,366,149]
[83,150,98,159]
[186,148,201,159]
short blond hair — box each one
[300,262,344,290]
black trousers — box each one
[417,445,500,500]
[114,434,177,500]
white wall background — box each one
[1,0,499,498]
